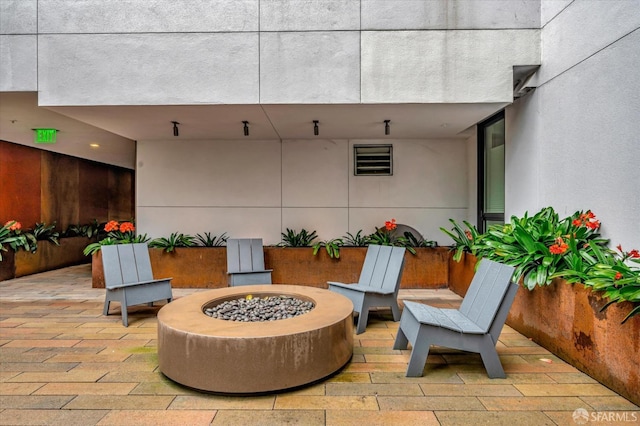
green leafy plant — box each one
[64,221,102,239]
[149,233,196,253]
[82,220,149,255]
[83,237,120,256]
[279,228,318,247]
[31,222,60,246]
[403,231,438,248]
[560,243,640,323]
[342,230,370,247]
[471,208,608,290]
[0,220,37,259]
[313,238,344,259]
[368,219,416,254]
[449,207,638,323]
[195,232,228,247]
[1,221,27,260]
[440,219,479,262]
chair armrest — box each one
[327,281,356,288]
[227,269,273,275]
[328,282,394,295]
[107,277,172,290]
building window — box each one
[477,111,505,233]
[354,145,393,176]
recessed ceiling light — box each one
[90,143,100,148]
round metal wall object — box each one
[157,285,354,393]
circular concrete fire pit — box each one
[157,285,354,393]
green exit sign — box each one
[34,128,57,144]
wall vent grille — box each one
[354,145,393,176]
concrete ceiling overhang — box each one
[1,91,508,169]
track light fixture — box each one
[243,121,249,136]
[384,120,390,136]
[313,120,319,136]
[172,121,179,137]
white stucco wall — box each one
[361,30,539,104]
[0,35,37,91]
[10,0,539,107]
[136,138,469,245]
[506,0,640,249]
[361,0,540,29]
[0,0,37,90]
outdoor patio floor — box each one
[1,265,638,426]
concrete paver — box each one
[1,264,638,425]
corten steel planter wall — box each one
[1,237,92,280]
[450,254,640,406]
[92,246,451,289]
[508,280,639,406]
[447,252,477,295]
[266,246,450,289]
[0,249,16,281]
[92,247,228,289]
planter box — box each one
[266,246,450,289]
[92,247,228,289]
[450,254,640,406]
[0,249,16,281]
[0,237,92,280]
[447,252,477,294]
[92,246,451,289]
[508,280,639,406]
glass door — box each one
[477,111,505,233]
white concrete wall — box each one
[361,0,540,29]
[0,0,37,91]
[3,0,539,106]
[361,30,539,103]
[506,0,640,249]
[37,33,261,105]
[136,138,469,245]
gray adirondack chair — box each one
[226,238,272,286]
[328,245,406,334]
[101,243,173,327]
[393,259,517,378]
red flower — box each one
[573,212,599,230]
[384,218,397,231]
[4,220,21,231]
[104,220,119,232]
[614,272,623,280]
[585,220,600,230]
[628,249,640,259]
[616,244,623,252]
[549,238,568,255]
[119,222,135,233]
[464,230,473,240]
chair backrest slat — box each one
[382,247,406,292]
[102,245,124,289]
[459,259,515,332]
[358,245,382,286]
[117,244,141,284]
[249,239,266,270]
[132,243,154,281]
